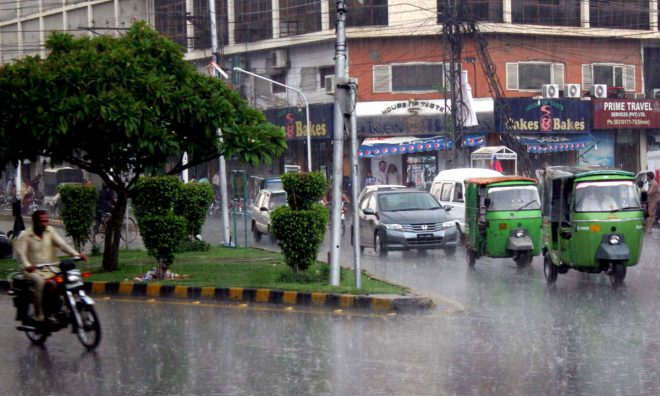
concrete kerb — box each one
[0,280,434,313]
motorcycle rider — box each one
[14,209,88,325]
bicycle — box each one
[92,212,138,245]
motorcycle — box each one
[8,258,101,350]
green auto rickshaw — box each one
[541,166,644,287]
[465,176,542,268]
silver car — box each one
[357,189,458,257]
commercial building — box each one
[3,1,660,189]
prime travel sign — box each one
[593,99,660,129]
[495,98,591,133]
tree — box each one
[271,173,328,273]
[0,22,287,271]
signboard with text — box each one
[495,98,591,133]
[593,99,660,129]
[264,103,333,140]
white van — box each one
[430,168,503,235]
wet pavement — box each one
[1,216,659,394]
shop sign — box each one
[495,98,590,133]
[264,103,333,140]
[593,99,660,129]
[357,115,446,137]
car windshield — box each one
[487,185,541,211]
[378,192,441,211]
[574,181,641,212]
[269,193,287,209]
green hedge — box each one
[271,173,328,273]
[59,184,98,252]
[175,182,214,237]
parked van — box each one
[430,168,502,235]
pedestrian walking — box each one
[646,171,660,232]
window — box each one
[373,63,447,93]
[582,63,635,91]
[155,0,187,48]
[511,0,580,26]
[300,67,317,91]
[453,183,464,203]
[235,0,272,43]
[271,73,287,93]
[279,0,322,36]
[590,0,649,30]
[440,183,453,202]
[506,62,565,91]
[329,0,388,27]
[437,0,503,23]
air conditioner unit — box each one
[591,84,607,98]
[542,84,559,98]
[634,92,646,99]
[653,89,660,99]
[324,75,336,95]
[269,49,288,69]
[564,84,581,98]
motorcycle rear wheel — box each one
[76,304,101,350]
[24,305,49,345]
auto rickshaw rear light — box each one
[590,224,601,232]
[55,275,64,284]
[609,235,620,245]
[499,223,508,230]
[81,272,90,279]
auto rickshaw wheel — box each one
[466,248,476,268]
[543,255,558,283]
[609,262,626,287]
[514,253,533,268]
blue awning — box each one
[358,134,485,158]
[516,133,593,154]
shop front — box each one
[495,98,593,172]
[357,99,489,190]
[592,98,660,173]
[263,103,334,175]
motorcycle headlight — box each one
[385,223,404,231]
[67,274,81,282]
[442,221,455,229]
[609,235,620,245]
[515,230,525,238]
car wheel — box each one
[252,222,262,242]
[543,255,558,284]
[375,232,388,257]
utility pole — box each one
[443,0,467,167]
[209,0,231,246]
[329,0,348,286]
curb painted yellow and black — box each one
[84,282,434,312]
[0,280,434,312]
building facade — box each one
[3,0,660,189]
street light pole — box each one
[232,67,313,172]
[209,0,231,246]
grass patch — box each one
[0,246,406,295]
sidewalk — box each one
[0,214,435,313]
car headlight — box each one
[384,224,404,231]
[442,221,455,229]
[515,230,525,238]
[609,235,620,245]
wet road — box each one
[1,217,660,394]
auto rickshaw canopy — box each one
[465,176,537,186]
